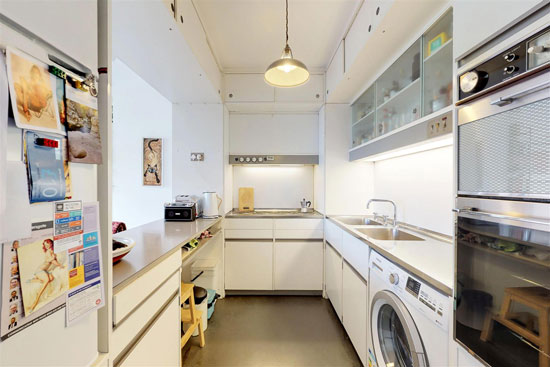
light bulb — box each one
[276,63,297,73]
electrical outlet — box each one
[190,152,204,161]
[427,116,452,138]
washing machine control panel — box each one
[370,251,450,331]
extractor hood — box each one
[229,155,318,165]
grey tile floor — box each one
[182,296,362,367]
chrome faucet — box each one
[367,199,397,228]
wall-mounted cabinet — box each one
[326,40,345,97]
[350,8,453,154]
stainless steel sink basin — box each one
[334,216,382,226]
[356,227,424,241]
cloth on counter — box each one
[112,222,127,234]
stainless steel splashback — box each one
[457,71,550,200]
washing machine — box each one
[367,250,451,367]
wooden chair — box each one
[180,283,205,350]
[480,287,550,367]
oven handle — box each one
[489,80,550,107]
[452,208,550,226]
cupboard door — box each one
[345,2,373,72]
[225,240,273,290]
[342,231,369,280]
[325,243,343,321]
[224,74,274,102]
[119,295,180,367]
[274,241,323,290]
[343,261,367,366]
[274,74,324,102]
[325,219,343,254]
[326,40,344,97]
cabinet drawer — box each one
[225,229,273,239]
[113,250,181,324]
[224,218,273,230]
[225,240,273,290]
[274,218,323,230]
[274,229,323,239]
[342,231,369,280]
[117,295,180,367]
[112,271,180,360]
[325,219,343,254]
[274,241,323,290]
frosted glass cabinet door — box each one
[423,9,453,116]
[119,296,180,367]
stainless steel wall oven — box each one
[455,21,550,367]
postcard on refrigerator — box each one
[5,47,65,135]
[65,82,102,164]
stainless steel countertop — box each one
[225,208,324,219]
[326,215,454,296]
[112,217,222,292]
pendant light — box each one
[264,0,309,87]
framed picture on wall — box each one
[143,138,162,186]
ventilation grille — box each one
[458,98,550,198]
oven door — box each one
[457,70,550,201]
[455,198,550,367]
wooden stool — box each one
[180,283,205,350]
[480,287,550,367]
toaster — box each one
[164,202,197,221]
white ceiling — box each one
[194,0,361,73]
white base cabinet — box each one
[274,241,323,290]
[325,243,343,320]
[342,261,368,366]
[119,295,180,367]
[225,240,273,290]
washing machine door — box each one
[371,290,428,367]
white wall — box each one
[372,145,454,235]
[229,113,319,155]
[223,106,233,214]
[232,166,314,209]
[313,107,326,213]
[172,103,225,214]
[324,104,374,215]
[112,59,173,229]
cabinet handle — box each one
[170,2,174,12]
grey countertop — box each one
[225,208,324,219]
[112,217,222,292]
[326,215,454,296]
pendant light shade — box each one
[264,0,309,87]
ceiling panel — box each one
[194,0,360,73]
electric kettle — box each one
[202,192,222,218]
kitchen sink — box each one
[334,216,382,226]
[356,227,424,241]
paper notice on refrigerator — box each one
[53,200,83,253]
[65,202,104,325]
[1,222,66,340]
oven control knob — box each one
[503,66,518,74]
[503,53,516,62]
[252,157,257,162]
[245,157,251,162]
[239,157,245,162]
[389,273,399,285]
[258,157,264,162]
[460,71,484,93]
